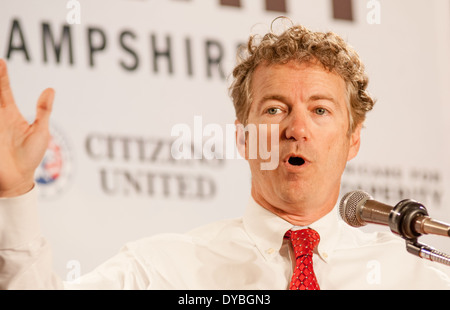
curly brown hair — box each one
[230,20,375,134]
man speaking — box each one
[0,20,449,289]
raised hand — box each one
[0,59,55,197]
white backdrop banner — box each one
[1,0,449,280]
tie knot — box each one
[285,228,320,257]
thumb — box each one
[34,88,55,127]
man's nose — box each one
[284,108,311,141]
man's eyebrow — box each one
[257,94,289,106]
[256,93,340,109]
[308,94,338,105]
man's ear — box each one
[235,119,247,160]
[347,123,362,162]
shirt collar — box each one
[243,196,341,263]
[307,205,341,263]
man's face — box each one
[239,60,361,223]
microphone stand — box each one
[389,199,450,266]
[405,239,450,267]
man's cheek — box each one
[259,124,280,171]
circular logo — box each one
[35,124,73,198]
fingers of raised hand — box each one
[0,59,15,108]
[34,88,55,127]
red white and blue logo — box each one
[35,124,73,198]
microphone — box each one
[339,190,450,240]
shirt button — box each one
[322,252,329,259]
[266,248,275,255]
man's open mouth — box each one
[288,156,305,166]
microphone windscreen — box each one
[339,190,372,227]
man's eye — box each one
[315,108,327,115]
[267,108,281,115]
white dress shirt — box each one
[1,187,450,289]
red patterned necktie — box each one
[285,228,321,290]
